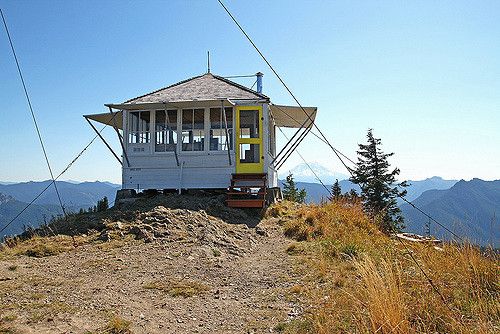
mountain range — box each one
[280,163,498,246]
[0,181,120,239]
[285,175,457,204]
[402,179,499,247]
[1,167,498,247]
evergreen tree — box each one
[350,129,408,233]
[347,188,359,200]
[330,179,342,200]
[283,173,307,203]
[96,196,109,212]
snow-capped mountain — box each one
[279,162,350,184]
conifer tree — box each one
[347,188,359,200]
[283,173,307,203]
[96,196,109,212]
[330,179,342,200]
[350,129,408,233]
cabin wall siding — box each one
[123,166,235,189]
[123,152,236,189]
[120,103,278,189]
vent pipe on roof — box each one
[256,72,263,93]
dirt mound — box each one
[17,194,263,258]
[101,206,255,256]
[118,193,261,226]
[0,197,299,334]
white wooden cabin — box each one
[85,72,317,207]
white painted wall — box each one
[121,103,277,190]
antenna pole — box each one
[207,51,210,73]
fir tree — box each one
[283,173,307,203]
[347,188,359,200]
[350,129,408,233]
[330,179,342,200]
[96,196,109,212]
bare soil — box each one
[0,198,301,334]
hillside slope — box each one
[0,193,61,238]
[0,195,301,334]
[402,178,500,246]
[1,196,497,333]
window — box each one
[155,110,177,152]
[239,143,260,163]
[209,107,233,151]
[239,109,260,139]
[128,111,150,144]
[182,108,205,151]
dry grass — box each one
[0,235,85,259]
[276,199,500,334]
[102,316,132,334]
[355,257,409,333]
[143,279,209,298]
[0,314,17,334]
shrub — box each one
[104,316,132,334]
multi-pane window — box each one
[181,108,205,151]
[239,109,260,138]
[155,110,177,152]
[128,111,150,144]
[209,107,233,151]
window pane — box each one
[182,109,205,151]
[128,111,150,144]
[155,110,177,152]
[239,144,260,163]
[239,109,259,138]
[209,107,233,151]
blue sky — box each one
[0,0,498,184]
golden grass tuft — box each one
[355,257,409,334]
[0,235,85,259]
[103,316,132,334]
[277,199,500,334]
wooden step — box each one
[226,199,266,208]
[226,173,268,208]
[227,191,266,196]
[231,173,267,180]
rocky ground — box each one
[0,195,302,333]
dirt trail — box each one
[0,212,300,333]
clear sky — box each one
[0,0,498,184]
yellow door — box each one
[235,106,264,173]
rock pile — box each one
[101,206,256,256]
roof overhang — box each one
[85,101,317,130]
[84,111,123,130]
[270,104,317,128]
[105,99,258,111]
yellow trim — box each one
[235,106,264,173]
